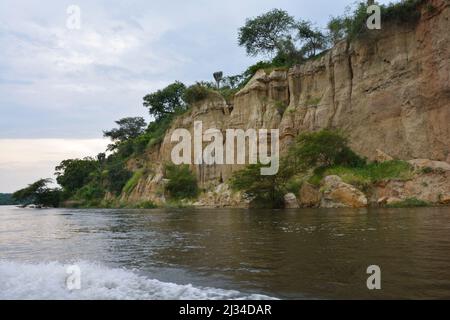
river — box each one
[1,205,450,299]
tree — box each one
[55,158,99,194]
[104,161,131,196]
[238,9,296,57]
[230,164,286,208]
[287,130,365,170]
[103,117,147,145]
[13,179,61,207]
[143,81,186,120]
[327,17,347,44]
[296,20,328,58]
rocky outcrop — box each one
[194,184,247,208]
[371,165,450,204]
[320,176,368,208]
[298,183,321,208]
[284,193,300,209]
[119,0,449,208]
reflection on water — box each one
[1,206,450,299]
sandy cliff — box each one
[122,0,449,207]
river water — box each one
[1,205,450,300]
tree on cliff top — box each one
[103,117,147,151]
[238,9,296,57]
[143,81,186,120]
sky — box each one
[0,0,394,193]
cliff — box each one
[121,0,450,208]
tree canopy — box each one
[238,9,296,57]
[55,158,99,194]
[143,81,186,120]
[13,179,61,207]
[103,117,147,146]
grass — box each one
[122,169,144,194]
[387,198,430,208]
[309,160,414,188]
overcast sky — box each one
[0,0,394,192]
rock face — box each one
[320,176,368,208]
[298,183,321,207]
[120,0,449,207]
[284,193,300,209]
[372,166,450,204]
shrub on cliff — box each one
[287,130,366,170]
[183,83,215,105]
[164,164,199,200]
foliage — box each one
[123,169,144,194]
[329,0,424,41]
[327,16,347,44]
[238,9,296,57]
[315,160,414,189]
[164,164,199,200]
[183,83,214,105]
[55,158,99,194]
[287,130,366,170]
[296,20,328,58]
[103,117,147,151]
[74,183,105,202]
[0,193,18,205]
[230,163,286,209]
[13,179,62,207]
[387,197,430,208]
[143,81,186,120]
[103,160,132,196]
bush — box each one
[288,130,366,170]
[104,161,132,196]
[164,164,199,200]
[183,83,214,105]
[75,183,105,201]
[230,163,286,209]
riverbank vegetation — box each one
[230,130,416,208]
[0,193,19,206]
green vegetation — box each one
[123,169,144,194]
[0,193,19,206]
[231,130,416,208]
[387,198,430,208]
[328,0,425,41]
[183,83,215,105]
[230,163,287,209]
[311,160,414,189]
[143,81,187,120]
[12,179,62,207]
[164,164,199,200]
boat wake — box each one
[0,260,276,300]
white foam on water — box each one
[0,260,276,300]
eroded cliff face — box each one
[122,0,450,207]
